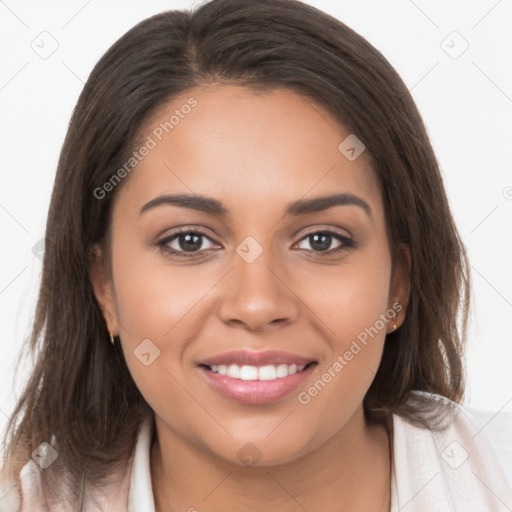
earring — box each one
[109,332,115,345]
[392,324,397,331]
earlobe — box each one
[88,243,119,335]
[387,244,411,332]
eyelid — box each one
[292,228,354,253]
[157,227,220,251]
[158,225,351,244]
[296,225,352,240]
[157,225,355,259]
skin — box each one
[91,84,409,512]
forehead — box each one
[114,84,383,221]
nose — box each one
[216,242,299,332]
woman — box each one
[1,0,510,510]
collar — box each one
[126,399,512,511]
[128,415,156,512]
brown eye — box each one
[294,230,355,255]
[174,233,204,252]
[158,230,219,257]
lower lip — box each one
[198,364,317,405]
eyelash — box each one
[156,227,356,259]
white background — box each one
[1,0,511,442]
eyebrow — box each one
[138,192,372,218]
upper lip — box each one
[198,350,317,367]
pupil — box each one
[176,233,333,253]
[180,233,202,252]
[311,233,331,251]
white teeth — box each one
[209,363,308,380]
[276,364,288,378]
[226,364,240,378]
[239,365,258,380]
[258,365,276,380]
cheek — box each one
[107,232,197,392]
[111,235,208,340]
[293,251,391,421]
[111,252,208,429]
[298,249,391,344]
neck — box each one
[150,406,392,512]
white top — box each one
[1,394,511,511]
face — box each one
[91,84,408,466]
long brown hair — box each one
[2,0,470,504]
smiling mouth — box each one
[199,361,317,381]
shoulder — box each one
[390,392,512,511]
[465,404,512,485]
[0,464,21,512]
[0,457,72,512]
[396,392,512,481]
[0,445,135,512]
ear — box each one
[89,243,119,335]
[387,243,411,333]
